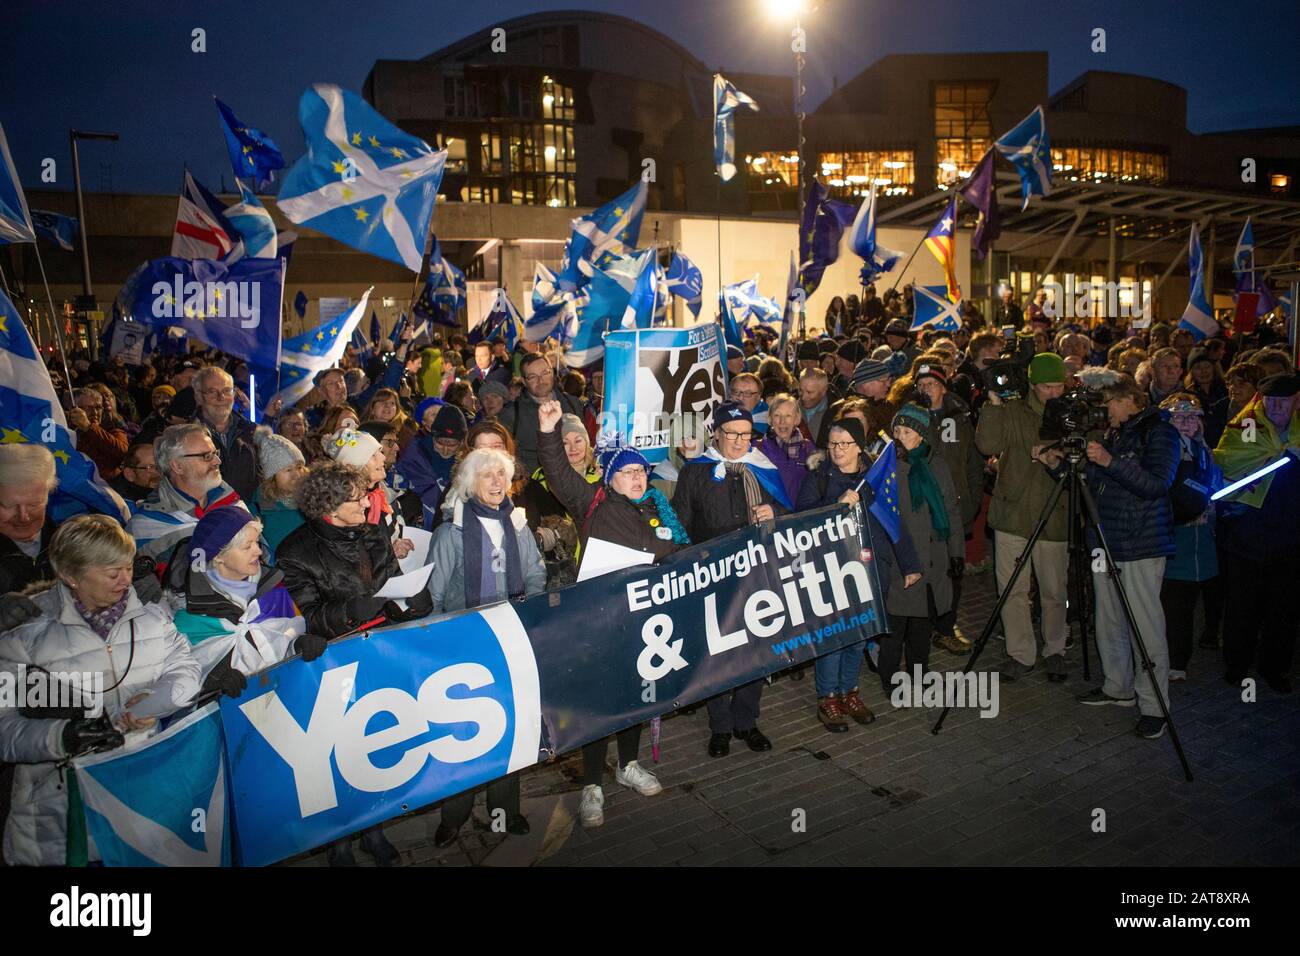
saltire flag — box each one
[172,170,237,260]
[415,238,466,329]
[1232,217,1281,319]
[293,289,308,318]
[369,310,381,343]
[665,252,703,318]
[260,289,373,411]
[712,74,758,182]
[722,277,782,329]
[277,84,447,273]
[1,289,130,522]
[1178,223,1218,341]
[719,290,745,350]
[1233,217,1254,278]
[115,256,286,366]
[526,262,569,342]
[388,311,408,345]
[565,272,627,367]
[31,210,78,252]
[470,289,523,350]
[923,197,961,302]
[994,105,1053,211]
[848,183,902,285]
[74,703,231,866]
[778,250,800,357]
[864,439,901,543]
[223,183,277,259]
[0,122,34,243]
[798,179,855,296]
[957,149,1000,260]
[621,248,661,330]
[214,97,286,192]
[557,180,648,290]
[912,284,962,332]
[701,445,792,510]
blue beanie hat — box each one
[712,400,753,430]
[599,446,652,486]
[190,506,257,563]
[415,396,444,426]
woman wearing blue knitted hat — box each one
[535,398,689,829]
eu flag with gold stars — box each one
[215,98,286,192]
[277,84,446,273]
[865,439,901,544]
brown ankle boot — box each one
[817,695,850,733]
[840,688,876,725]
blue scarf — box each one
[462,497,524,608]
[635,487,690,545]
[206,567,259,607]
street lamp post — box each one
[69,129,118,357]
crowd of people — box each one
[0,283,1296,867]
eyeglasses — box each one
[127,462,160,472]
[616,466,648,479]
[181,450,221,463]
[827,440,858,450]
[381,438,400,448]
[202,387,235,398]
[731,390,760,400]
[524,370,553,384]
[719,430,753,441]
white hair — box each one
[217,519,263,561]
[0,443,58,492]
[155,423,211,476]
[194,366,233,390]
[443,448,515,512]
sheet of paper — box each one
[397,526,433,575]
[374,562,435,599]
[577,537,655,582]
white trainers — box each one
[579,784,605,828]
[614,760,663,797]
[1169,669,1187,682]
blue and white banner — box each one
[602,324,727,463]
[221,506,885,866]
[74,703,231,867]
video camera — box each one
[1039,388,1110,446]
[980,327,1037,401]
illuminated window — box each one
[1051,146,1168,184]
[745,151,801,190]
[933,81,995,187]
[1271,173,1291,192]
[466,76,577,207]
[817,150,915,197]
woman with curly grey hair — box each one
[426,446,545,849]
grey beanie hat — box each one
[478,379,510,402]
[560,413,588,441]
[255,428,304,478]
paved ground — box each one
[287,565,1300,867]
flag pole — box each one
[31,242,76,404]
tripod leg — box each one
[932,471,1069,735]
[1075,480,1194,782]
[1068,476,1092,683]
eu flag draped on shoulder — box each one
[1178,223,1218,341]
[0,121,35,243]
[957,149,1001,259]
[864,439,902,543]
[994,105,1053,211]
[172,170,236,261]
[557,179,648,291]
[214,97,286,192]
[713,74,758,182]
[912,284,962,332]
[848,182,902,286]
[1,289,131,523]
[923,196,961,303]
[115,256,285,366]
[277,84,447,273]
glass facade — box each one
[1052,146,1169,184]
[934,81,995,187]
[744,151,801,212]
[818,150,915,197]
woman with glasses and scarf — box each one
[424,447,546,848]
[877,404,964,696]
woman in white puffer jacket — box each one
[0,514,200,867]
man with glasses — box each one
[127,423,248,567]
[673,402,791,758]
[67,387,129,479]
[110,442,162,503]
[729,372,767,439]
[498,352,582,473]
[192,366,259,502]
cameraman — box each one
[976,353,1071,681]
[1058,373,1179,739]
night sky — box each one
[3,0,1297,195]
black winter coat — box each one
[1083,405,1180,562]
[537,427,682,561]
[275,517,400,638]
[0,519,55,595]
[198,412,259,504]
[672,457,788,544]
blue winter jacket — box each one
[1083,405,1180,562]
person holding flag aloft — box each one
[672,401,791,757]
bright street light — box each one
[763,0,809,18]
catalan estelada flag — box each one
[924,196,961,303]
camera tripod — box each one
[932,439,1193,782]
